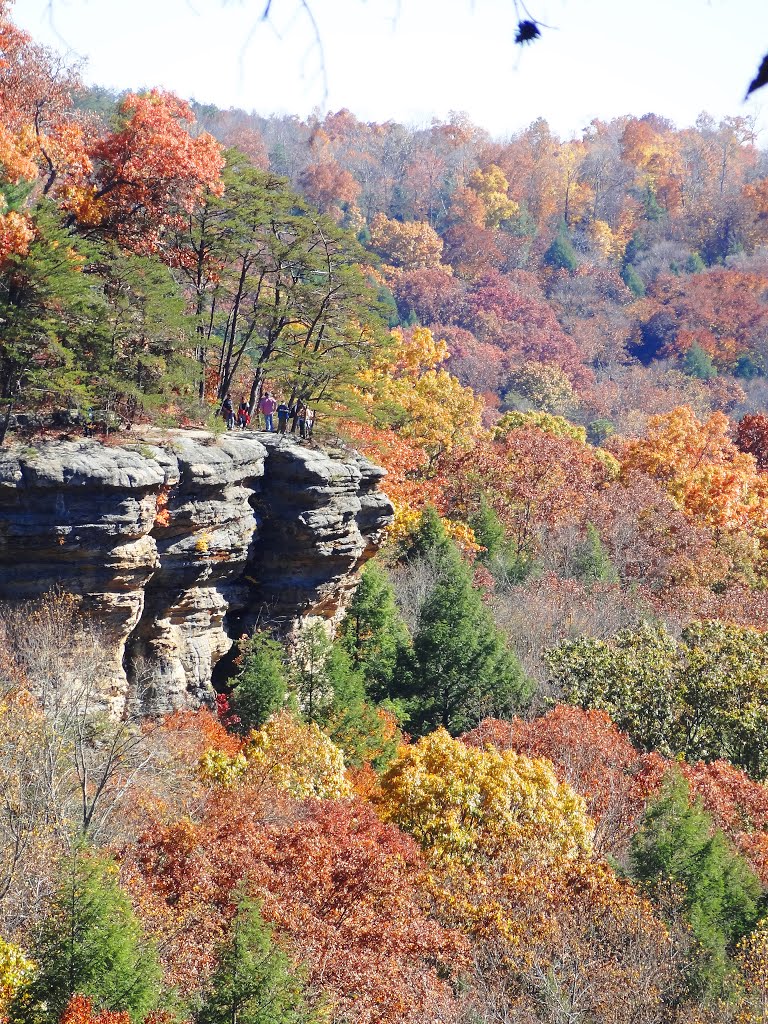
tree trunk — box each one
[0,399,14,447]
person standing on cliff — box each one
[276,400,291,434]
[258,391,277,432]
[237,397,250,429]
[294,401,307,439]
[221,393,235,430]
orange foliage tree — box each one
[620,406,768,546]
[443,424,614,557]
[69,90,224,254]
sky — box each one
[10,0,768,141]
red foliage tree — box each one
[737,413,768,471]
[124,793,465,1023]
[71,90,224,254]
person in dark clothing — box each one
[294,402,307,439]
[221,394,235,430]
[276,401,291,434]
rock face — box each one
[0,430,393,713]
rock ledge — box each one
[0,430,393,712]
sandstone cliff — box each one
[0,430,393,713]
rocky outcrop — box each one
[0,430,393,713]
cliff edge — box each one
[0,429,393,712]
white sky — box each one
[10,0,768,141]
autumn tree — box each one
[68,90,224,255]
[737,414,768,471]
[297,159,360,217]
[358,324,483,465]
[199,710,351,799]
[380,727,593,868]
[443,422,614,563]
[620,406,768,547]
[369,213,445,270]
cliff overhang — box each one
[0,429,393,712]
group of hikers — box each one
[219,391,313,438]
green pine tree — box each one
[322,642,402,769]
[93,247,197,423]
[0,202,106,441]
[685,251,705,273]
[621,263,646,297]
[586,418,614,445]
[230,631,289,732]
[401,525,531,735]
[12,848,161,1024]
[543,227,578,272]
[630,769,761,998]
[572,522,619,584]
[469,500,507,565]
[196,895,318,1024]
[683,342,717,381]
[338,561,411,703]
[401,505,451,562]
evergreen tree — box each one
[289,623,336,724]
[630,770,761,997]
[230,631,288,732]
[586,418,614,445]
[401,505,451,562]
[401,526,530,735]
[572,522,619,584]
[641,183,665,221]
[621,263,646,297]
[196,895,318,1024]
[93,247,196,422]
[322,643,402,769]
[0,202,105,440]
[12,848,161,1024]
[543,227,578,272]
[338,561,410,703]
[686,251,705,273]
[683,342,717,381]
[469,500,507,565]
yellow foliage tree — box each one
[379,728,593,868]
[200,711,351,799]
[494,410,586,443]
[736,921,768,1023]
[0,938,34,1015]
[360,326,483,464]
[467,164,519,228]
[502,362,576,414]
[369,213,445,270]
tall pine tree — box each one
[630,769,762,998]
[338,561,410,703]
[12,848,161,1024]
[230,631,288,732]
[196,895,319,1024]
[399,511,530,734]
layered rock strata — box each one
[0,430,393,713]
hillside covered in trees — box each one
[7,1,768,1022]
